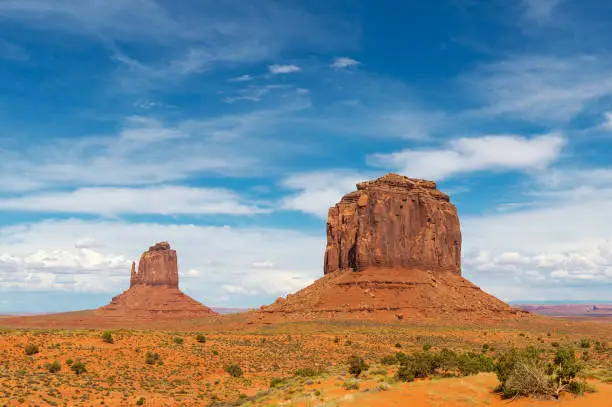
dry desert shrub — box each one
[24,343,39,356]
[505,360,553,398]
[495,346,592,399]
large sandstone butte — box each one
[324,174,461,275]
[97,242,216,321]
[258,173,525,322]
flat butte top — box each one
[341,173,450,203]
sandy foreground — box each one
[1,316,612,406]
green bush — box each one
[457,352,495,376]
[437,348,459,372]
[294,367,324,378]
[66,359,74,366]
[24,343,39,356]
[173,337,184,345]
[395,343,402,348]
[71,360,87,375]
[495,347,540,387]
[422,343,432,351]
[145,352,161,365]
[380,355,398,365]
[196,334,206,343]
[396,363,415,382]
[394,348,493,382]
[136,397,145,406]
[225,363,243,378]
[47,360,62,373]
[579,339,591,349]
[347,355,369,378]
[270,377,285,388]
[101,331,113,344]
[547,348,581,394]
[343,379,360,390]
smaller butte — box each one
[97,242,216,321]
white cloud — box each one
[459,169,612,301]
[601,112,612,130]
[0,186,266,216]
[331,57,360,69]
[268,64,302,74]
[281,170,369,218]
[0,219,323,306]
[368,134,565,180]
[463,55,612,123]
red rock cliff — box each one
[324,173,461,275]
[130,242,179,288]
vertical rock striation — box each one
[324,173,461,275]
[130,242,179,288]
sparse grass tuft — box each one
[224,363,243,378]
[71,360,87,375]
[347,355,369,378]
[24,343,39,356]
[102,331,114,344]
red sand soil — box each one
[337,374,612,407]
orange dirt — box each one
[97,285,217,320]
[337,374,612,407]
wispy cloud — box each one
[0,0,356,91]
[222,84,291,103]
[0,186,267,216]
[229,74,254,82]
[0,105,309,192]
[331,56,360,69]
[367,134,565,181]
[462,55,612,123]
[268,64,302,74]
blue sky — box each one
[2,0,612,312]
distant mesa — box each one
[97,242,216,320]
[258,173,526,322]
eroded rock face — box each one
[324,173,462,275]
[130,241,179,288]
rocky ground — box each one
[2,318,612,406]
